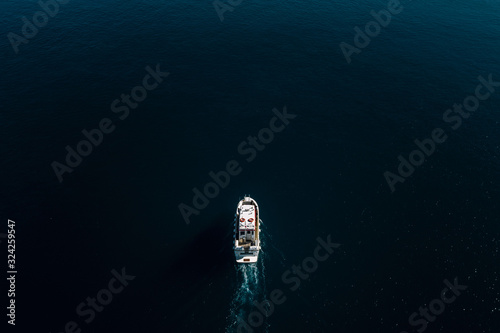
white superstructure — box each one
[233,196,261,263]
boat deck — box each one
[238,239,255,247]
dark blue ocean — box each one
[2,0,500,332]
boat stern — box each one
[234,251,259,264]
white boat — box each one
[233,196,261,263]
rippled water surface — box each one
[2,0,500,332]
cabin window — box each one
[240,231,245,236]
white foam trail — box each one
[225,264,260,332]
[226,226,269,332]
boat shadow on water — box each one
[154,214,269,332]
[168,214,235,279]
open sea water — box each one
[1,0,500,332]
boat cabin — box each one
[238,204,256,244]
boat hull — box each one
[233,196,261,264]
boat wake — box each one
[226,227,269,332]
